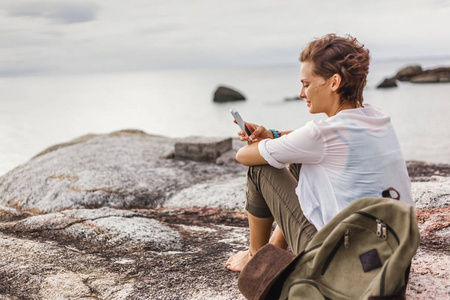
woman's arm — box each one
[235,121,294,166]
[235,142,268,166]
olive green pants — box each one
[245,164,318,255]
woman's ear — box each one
[330,74,342,92]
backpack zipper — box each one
[376,219,387,240]
[344,228,351,248]
[356,211,399,244]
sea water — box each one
[0,58,449,175]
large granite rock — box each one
[0,131,448,299]
[0,130,246,213]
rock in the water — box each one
[377,77,398,88]
[438,73,450,83]
[410,67,450,83]
[284,96,304,101]
[213,86,246,103]
[428,67,450,82]
[410,73,440,83]
[380,65,450,86]
[391,65,450,84]
[174,136,232,163]
[395,65,423,81]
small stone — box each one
[160,150,175,159]
[215,149,238,165]
[174,137,232,163]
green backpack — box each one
[238,197,420,300]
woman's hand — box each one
[237,122,273,143]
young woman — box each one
[226,34,414,272]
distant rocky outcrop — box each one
[0,131,448,299]
[410,70,450,83]
[377,77,398,88]
[284,96,304,101]
[213,86,246,103]
[396,65,424,81]
[377,64,450,88]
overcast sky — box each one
[1,0,449,76]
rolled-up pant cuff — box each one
[245,202,273,218]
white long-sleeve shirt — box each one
[258,104,414,230]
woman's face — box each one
[300,61,339,117]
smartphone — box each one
[230,108,252,141]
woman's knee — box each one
[247,164,276,182]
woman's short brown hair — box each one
[299,34,370,106]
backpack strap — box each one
[382,187,400,200]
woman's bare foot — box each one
[226,250,252,272]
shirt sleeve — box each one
[258,121,325,169]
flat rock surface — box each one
[0,207,248,300]
[0,131,448,299]
[0,207,181,252]
[164,174,246,209]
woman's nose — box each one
[299,90,306,98]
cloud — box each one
[0,0,449,77]
[7,1,98,24]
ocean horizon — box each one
[1,57,450,175]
